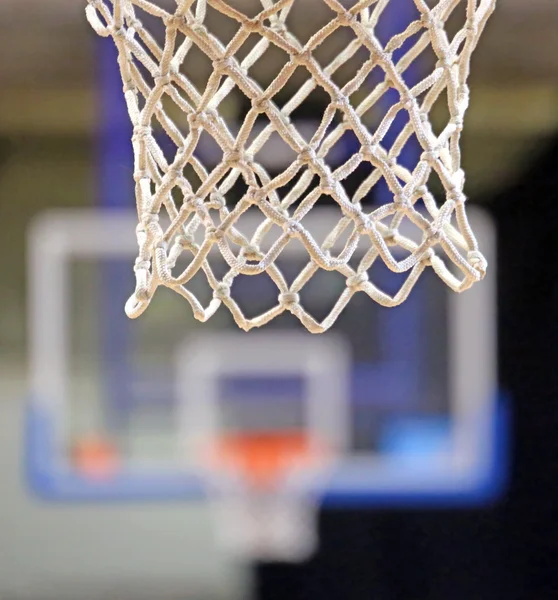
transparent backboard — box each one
[26,206,505,508]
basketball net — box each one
[204,431,329,561]
[86,0,496,332]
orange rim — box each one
[71,435,120,480]
[207,431,324,491]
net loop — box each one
[87,0,496,331]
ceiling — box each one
[0,1,556,195]
[0,2,556,139]
[0,0,556,87]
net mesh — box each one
[204,431,327,561]
[86,0,495,333]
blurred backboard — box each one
[26,206,505,512]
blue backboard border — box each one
[25,393,509,507]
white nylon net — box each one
[86,0,495,333]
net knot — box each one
[383,228,399,244]
[378,51,393,65]
[279,292,300,307]
[134,287,150,302]
[176,234,195,250]
[452,115,465,130]
[133,170,149,183]
[206,226,224,243]
[422,248,436,266]
[292,48,312,67]
[341,112,353,130]
[283,220,303,238]
[241,245,260,260]
[466,22,479,36]
[346,272,369,290]
[246,188,263,204]
[298,147,317,165]
[155,72,172,87]
[127,18,142,32]
[278,111,291,127]
[168,160,184,177]
[209,192,226,209]
[332,94,350,112]
[416,185,429,198]
[320,175,337,196]
[187,111,210,130]
[355,215,371,235]
[270,20,287,35]
[122,78,136,93]
[190,21,207,35]
[226,150,254,167]
[400,93,415,110]
[467,251,487,276]
[421,149,439,164]
[134,125,152,140]
[458,83,470,96]
[184,197,207,218]
[164,14,184,29]
[134,258,150,272]
[214,283,231,300]
[336,11,356,27]
[394,193,412,210]
[426,225,442,243]
[448,189,466,204]
[245,18,262,34]
[214,57,235,74]
[420,13,444,30]
[112,26,128,39]
[437,56,458,70]
[142,213,159,227]
[252,96,272,114]
[360,144,381,163]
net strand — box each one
[87,0,495,332]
